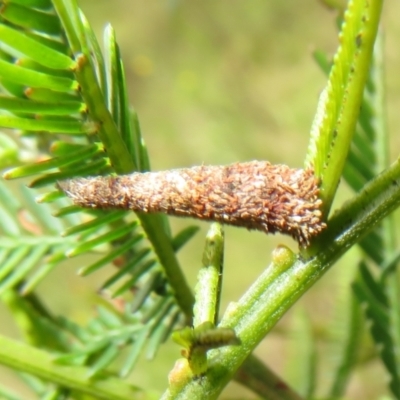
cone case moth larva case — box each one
[58,161,326,247]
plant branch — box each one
[161,156,400,399]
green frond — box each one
[314,17,400,398]
[0,175,187,374]
[53,301,184,378]
[0,0,198,380]
[0,181,72,294]
[305,0,383,216]
[353,262,400,398]
[1,290,70,352]
[340,31,388,264]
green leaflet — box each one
[0,96,85,115]
[0,59,77,92]
[0,115,92,134]
[1,3,61,35]
[0,24,75,70]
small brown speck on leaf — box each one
[58,161,326,247]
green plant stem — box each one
[74,53,135,172]
[193,223,224,326]
[139,214,195,321]
[234,354,303,400]
[0,335,146,400]
[306,0,383,215]
[161,156,400,399]
[53,0,195,321]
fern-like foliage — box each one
[0,0,197,385]
[313,9,400,398]
[340,29,400,400]
[305,0,383,217]
[349,36,400,399]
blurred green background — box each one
[2,1,400,398]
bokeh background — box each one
[2,1,400,398]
